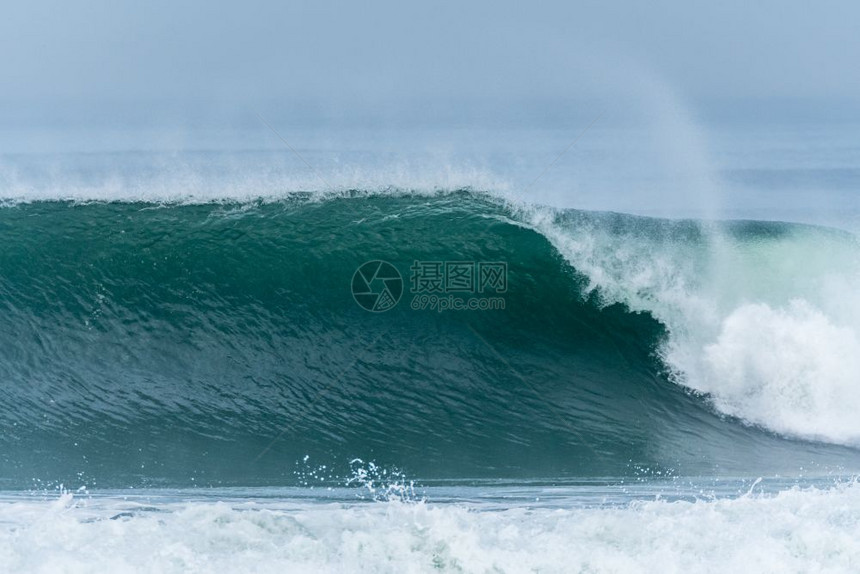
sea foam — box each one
[1,482,859,573]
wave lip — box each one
[525,205,860,446]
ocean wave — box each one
[0,192,858,487]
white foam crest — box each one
[527,206,860,445]
[0,157,510,205]
[689,301,860,442]
[2,483,860,573]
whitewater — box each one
[2,479,860,573]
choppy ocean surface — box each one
[1,124,859,572]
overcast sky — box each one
[1,0,859,125]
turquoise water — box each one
[2,194,859,490]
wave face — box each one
[1,191,859,488]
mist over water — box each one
[2,75,858,229]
